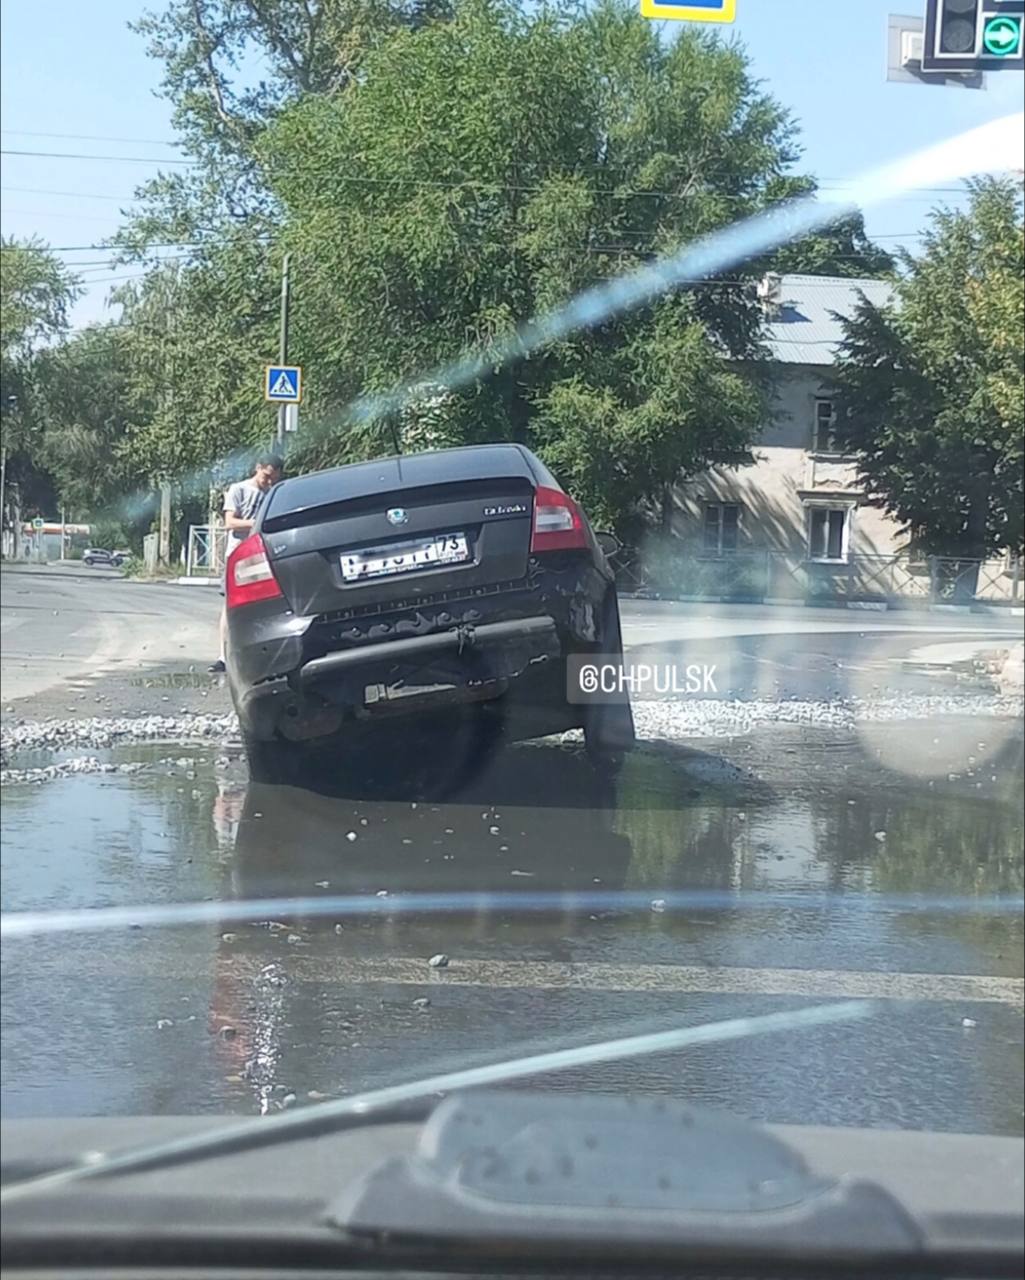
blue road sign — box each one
[640,0,736,22]
[265,365,302,403]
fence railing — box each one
[613,548,1022,605]
[186,524,227,577]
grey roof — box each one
[764,273,894,366]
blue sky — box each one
[2,0,1022,328]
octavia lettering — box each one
[483,503,528,517]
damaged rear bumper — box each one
[229,561,610,744]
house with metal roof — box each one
[667,272,911,594]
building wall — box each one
[669,366,908,560]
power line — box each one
[2,185,141,202]
[0,241,216,253]
[0,137,992,195]
[1,149,193,165]
[2,208,129,223]
[0,149,979,197]
[73,272,163,287]
[0,225,926,254]
[55,255,195,268]
[1,130,180,147]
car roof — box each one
[264,444,544,519]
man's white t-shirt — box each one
[223,479,267,552]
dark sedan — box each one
[224,444,634,783]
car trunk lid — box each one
[259,448,537,618]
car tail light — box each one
[531,484,588,552]
[225,533,283,608]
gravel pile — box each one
[1,712,237,758]
[1,694,1021,786]
[632,693,1024,740]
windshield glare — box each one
[0,0,1023,1226]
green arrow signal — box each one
[982,15,1022,56]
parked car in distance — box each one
[81,548,128,568]
[225,444,635,785]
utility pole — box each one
[1,393,17,560]
[0,445,7,560]
[158,482,172,567]
[276,252,292,447]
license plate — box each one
[341,533,470,582]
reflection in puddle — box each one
[1,721,1022,1129]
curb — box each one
[619,591,1024,617]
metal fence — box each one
[614,548,1022,606]
[186,524,227,578]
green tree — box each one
[832,177,1024,565]
[0,239,81,524]
[31,326,148,517]
[122,0,453,243]
[1,238,79,359]
[110,0,889,519]
[258,0,884,527]
[110,249,279,486]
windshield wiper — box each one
[1,1000,870,1204]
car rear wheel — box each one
[583,590,635,776]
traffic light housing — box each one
[922,0,1025,72]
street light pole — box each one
[276,252,292,447]
[1,392,17,559]
[0,446,7,560]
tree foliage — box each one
[0,239,81,520]
[256,0,883,526]
[0,238,79,360]
[123,0,453,237]
[22,1,894,535]
[832,177,1024,558]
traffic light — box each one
[922,0,1024,72]
[937,0,980,54]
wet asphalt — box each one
[2,717,1022,1134]
[2,568,1023,1132]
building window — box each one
[703,503,740,554]
[812,398,840,454]
[806,504,852,563]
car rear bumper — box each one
[233,615,566,742]
[227,561,614,743]
[298,616,558,686]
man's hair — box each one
[255,452,284,472]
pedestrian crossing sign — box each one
[265,365,302,403]
[640,0,736,22]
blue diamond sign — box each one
[640,0,736,22]
[265,365,302,404]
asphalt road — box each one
[1,563,1023,1133]
[2,562,1022,713]
[1,565,220,707]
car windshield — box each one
[1,0,1023,1236]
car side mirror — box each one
[596,531,621,558]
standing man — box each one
[209,452,283,673]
